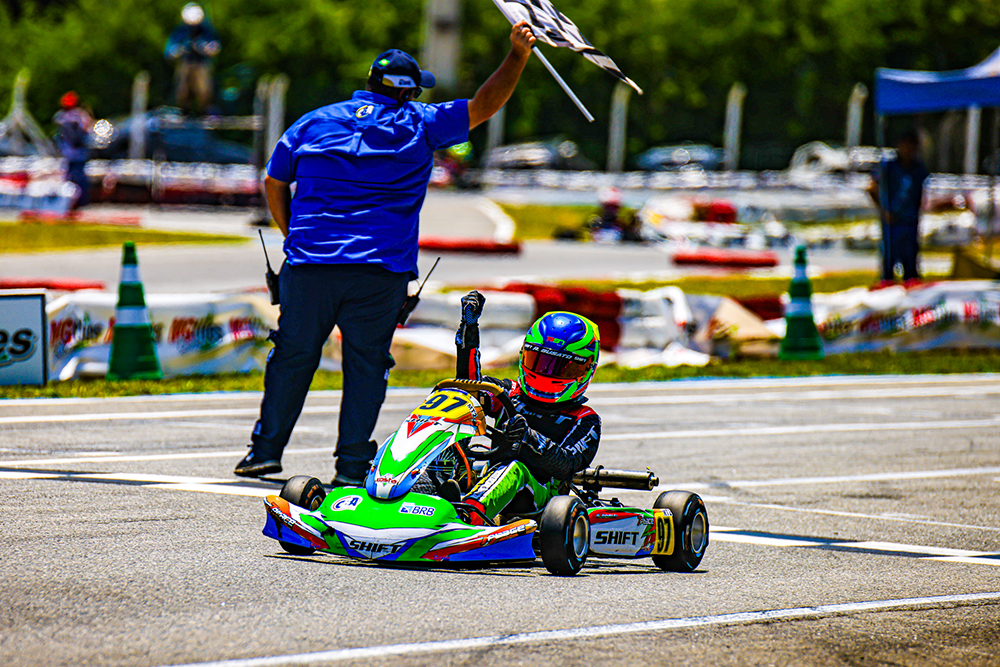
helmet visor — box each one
[522,345,590,380]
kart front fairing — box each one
[263,385,537,563]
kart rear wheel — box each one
[539,495,590,575]
[278,476,327,556]
[652,490,709,572]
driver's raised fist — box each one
[461,290,485,324]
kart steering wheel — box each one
[433,379,519,460]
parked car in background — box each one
[483,139,597,170]
[89,107,253,164]
[787,141,888,174]
[634,143,724,171]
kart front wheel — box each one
[278,476,327,556]
[652,490,709,572]
[539,495,590,575]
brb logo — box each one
[0,327,37,368]
[399,502,434,517]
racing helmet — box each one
[519,312,600,404]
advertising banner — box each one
[0,290,48,385]
[47,292,280,380]
[813,281,1000,354]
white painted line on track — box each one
[171,421,331,434]
[589,384,1000,407]
[0,447,335,467]
[584,374,1000,392]
[705,496,1000,533]
[161,591,1000,667]
[0,402,416,425]
[604,417,1000,442]
[710,529,1000,564]
[0,387,431,407]
[712,465,1000,488]
[149,482,271,497]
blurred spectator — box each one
[53,91,93,208]
[589,188,642,242]
[867,129,929,284]
[164,3,221,114]
[553,187,642,242]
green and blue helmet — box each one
[519,312,600,404]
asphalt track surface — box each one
[2,373,999,666]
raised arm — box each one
[468,22,536,130]
[455,291,485,380]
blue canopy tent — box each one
[873,48,1000,260]
[875,46,1000,116]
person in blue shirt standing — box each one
[235,22,537,483]
[868,130,930,284]
[53,91,93,209]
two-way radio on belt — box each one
[397,256,441,326]
[259,230,280,305]
[259,231,439,322]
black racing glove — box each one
[500,414,528,445]
[482,375,512,391]
[456,290,485,348]
[461,290,485,325]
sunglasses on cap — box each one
[379,73,422,97]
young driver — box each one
[449,291,602,523]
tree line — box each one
[2,0,999,168]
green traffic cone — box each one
[779,245,824,360]
[107,242,163,380]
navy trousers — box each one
[880,221,920,281]
[252,263,408,478]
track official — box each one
[236,22,538,484]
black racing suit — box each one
[456,317,601,517]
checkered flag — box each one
[492,0,643,94]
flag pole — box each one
[532,47,595,123]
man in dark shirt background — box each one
[868,129,930,284]
[164,3,221,114]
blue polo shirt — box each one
[267,91,469,275]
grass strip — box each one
[3,349,998,400]
[497,202,605,240]
[0,222,247,253]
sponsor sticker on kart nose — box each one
[399,502,434,517]
[332,496,362,511]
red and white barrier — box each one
[672,247,779,268]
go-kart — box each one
[262,379,708,575]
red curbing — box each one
[418,237,521,255]
[672,247,779,268]
[0,277,106,291]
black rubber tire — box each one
[277,476,327,556]
[652,490,709,572]
[539,495,590,575]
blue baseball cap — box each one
[369,50,436,90]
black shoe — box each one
[234,450,282,477]
[439,479,462,503]
[331,473,364,487]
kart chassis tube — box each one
[573,466,659,491]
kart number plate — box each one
[413,390,474,419]
[652,509,674,556]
